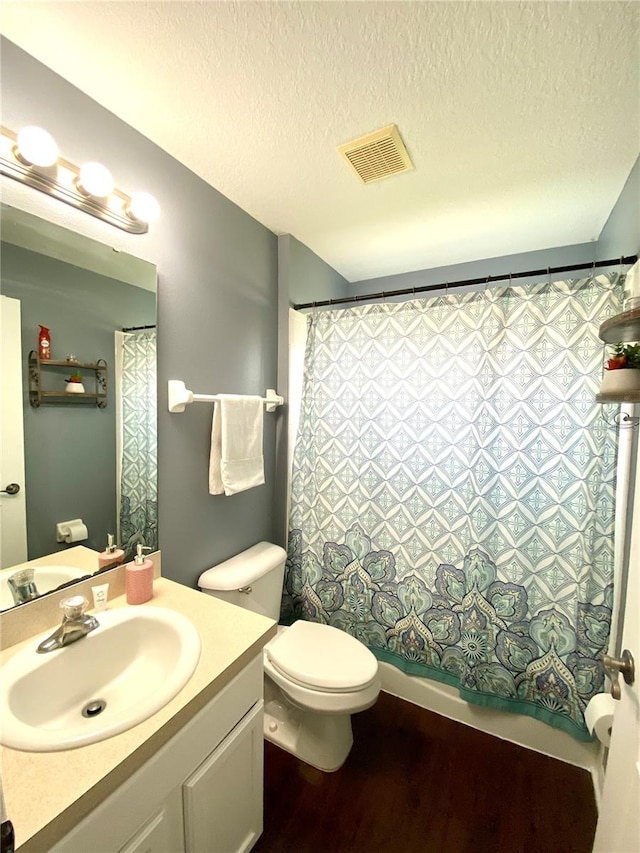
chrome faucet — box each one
[37,595,99,653]
[7,568,39,605]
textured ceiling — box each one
[1,1,639,282]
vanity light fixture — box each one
[126,191,161,224]
[0,125,160,234]
[77,161,115,199]
[15,126,58,167]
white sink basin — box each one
[0,565,89,611]
[0,606,201,752]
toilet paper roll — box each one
[585,693,616,747]
[62,520,88,543]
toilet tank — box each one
[198,542,287,619]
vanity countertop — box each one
[2,544,100,575]
[0,577,277,852]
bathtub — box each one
[377,661,602,796]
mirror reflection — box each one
[0,204,157,612]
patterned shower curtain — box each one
[119,329,157,558]
[285,275,622,740]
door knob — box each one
[1,483,20,495]
[603,649,635,700]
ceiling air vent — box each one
[338,124,413,184]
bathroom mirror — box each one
[0,203,157,612]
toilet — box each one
[198,542,380,772]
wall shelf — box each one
[596,390,640,404]
[596,308,640,406]
[598,307,640,343]
[28,351,108,408]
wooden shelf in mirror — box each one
[598,308,640,343]
[32,358,106,369]
[28,351,108,408]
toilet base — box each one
[263,681,354,773]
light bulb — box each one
[78,162,114,198]
[127,192,160,224]
[16,126,58,167]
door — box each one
[0,295,27,567]
[117,789,184,853]
[593,442,640,852]
[183,701,264,853]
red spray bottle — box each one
[38,325,51,360]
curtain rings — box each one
[618,255,626,287]
[482,273,492,304]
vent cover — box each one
[338,124,413,184]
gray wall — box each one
[1,242,154,560]
[598,155,640,259]
[274,235,350,544]
[1,38,279,587]
[347,242,600,301]
[283,235,350,307]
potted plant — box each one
[65,369,85,394]
[599,343,640,394]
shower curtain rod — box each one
[122,323,157,332]
[292,254,638,311]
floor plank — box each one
[254,692,597,853]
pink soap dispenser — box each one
[126,544,154,605]
[98,533,125,571]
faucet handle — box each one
[60,595,89,619]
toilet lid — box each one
[266,621,378,692]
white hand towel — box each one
[209,395,265,496]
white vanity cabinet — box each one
[182,701,263,853]
[117,788,184,853]
[49,655,264,853]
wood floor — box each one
[253,692,597,853]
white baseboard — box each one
[590,748,607,813]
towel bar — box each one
[168,380,284,414]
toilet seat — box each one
[264,654,381,716]
[265,621,379,693]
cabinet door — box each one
[183,700,263,853]
[118,787,184,853]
